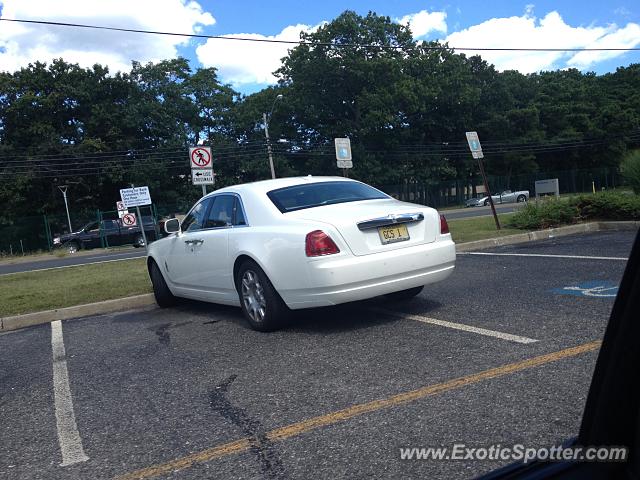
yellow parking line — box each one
[115,340,601,480]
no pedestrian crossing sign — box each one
[122,213,137,227]
[189,147,212,169]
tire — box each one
[66,242,79,254]
[149,261,177,308]
[484,200,489,206]
[516,195,527,203]
[236,260,289,332]
[134,234,145,248]
[385,286,424,301]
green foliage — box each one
[508,198,578,229]
[509,191,640,229]
[573,191,640,220]
[620,150,640,194]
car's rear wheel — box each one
[66,242,79,254]
[385,286,424,301]
[149,261,177,307]
[484,199,490,206]
[517,194,527,203]
[236,260,289,332]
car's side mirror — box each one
[164,218,180,234]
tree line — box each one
[0,10,639,223]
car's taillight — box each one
[440,214,449,234]
[305,230,340,257]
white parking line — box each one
[51,320,89,466]
[458,252,628,261]
[372,308,538,344]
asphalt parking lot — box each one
[0,230,635,480]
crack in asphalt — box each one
[153,321,191,346]
[209,374,287,480]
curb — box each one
[1,221,638,333]
[0,294,156,333]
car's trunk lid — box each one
[286,199,439,256]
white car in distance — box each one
[147,177,456,331]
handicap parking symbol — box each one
[552,281,618,298]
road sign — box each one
[121,213,137,227]
[465,131,484,159]
[191,169,215,185]
[189,147,212,169]
[120,186,151,208]
[116,201,128,218]
[335,138,353,168]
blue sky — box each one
[1,0,639,94]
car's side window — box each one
[205,195,235,228]
[233,197,247,226]
[181,199,211,232]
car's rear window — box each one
[267,181,389,213]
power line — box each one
[1,18,639,52]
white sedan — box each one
[147,176,456,331]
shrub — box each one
[621,150,640,194]
[508,198,578,230]
[573,191,640,221]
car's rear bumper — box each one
[280,237,455,309]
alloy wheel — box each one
[241,269,267,323]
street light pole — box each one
[58,185,73,233]
[263,94,283,180]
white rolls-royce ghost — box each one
[147,176,456,331]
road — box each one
[0,248,146,276]
[441,203,520,220]
[0,231,635,479]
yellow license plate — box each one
[377,224,410,244]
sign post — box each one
[465,131,500,230]
[334,138,353,177]
[189,146,214,197]
[120,185,152,252]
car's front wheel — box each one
[385,286,424,301]
[66,241,79,254]
[517,194,527,203]
[133,234,145,247]
[484,199,490,206]
[236,260,289,332]
[149,261,177,307]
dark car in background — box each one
[53,216,158,253]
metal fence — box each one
[381,167,622,208]
[0,166,625,256]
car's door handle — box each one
[184,239,204,245]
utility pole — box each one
[58,185,73,233]
[263,112,276,179]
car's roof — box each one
[206,176,356,198]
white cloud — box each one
[0,0,215,73]
[196,23,322,86]
[444,9,640,73]
[396,10,447,38]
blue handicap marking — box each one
[552,280,619,298]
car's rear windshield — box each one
[267,181,389,213]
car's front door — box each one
[164,195,237,301]
[164,198,212,291]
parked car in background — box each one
[147,176,456,331]
[53,216,158,253]
[465,189,529,207]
